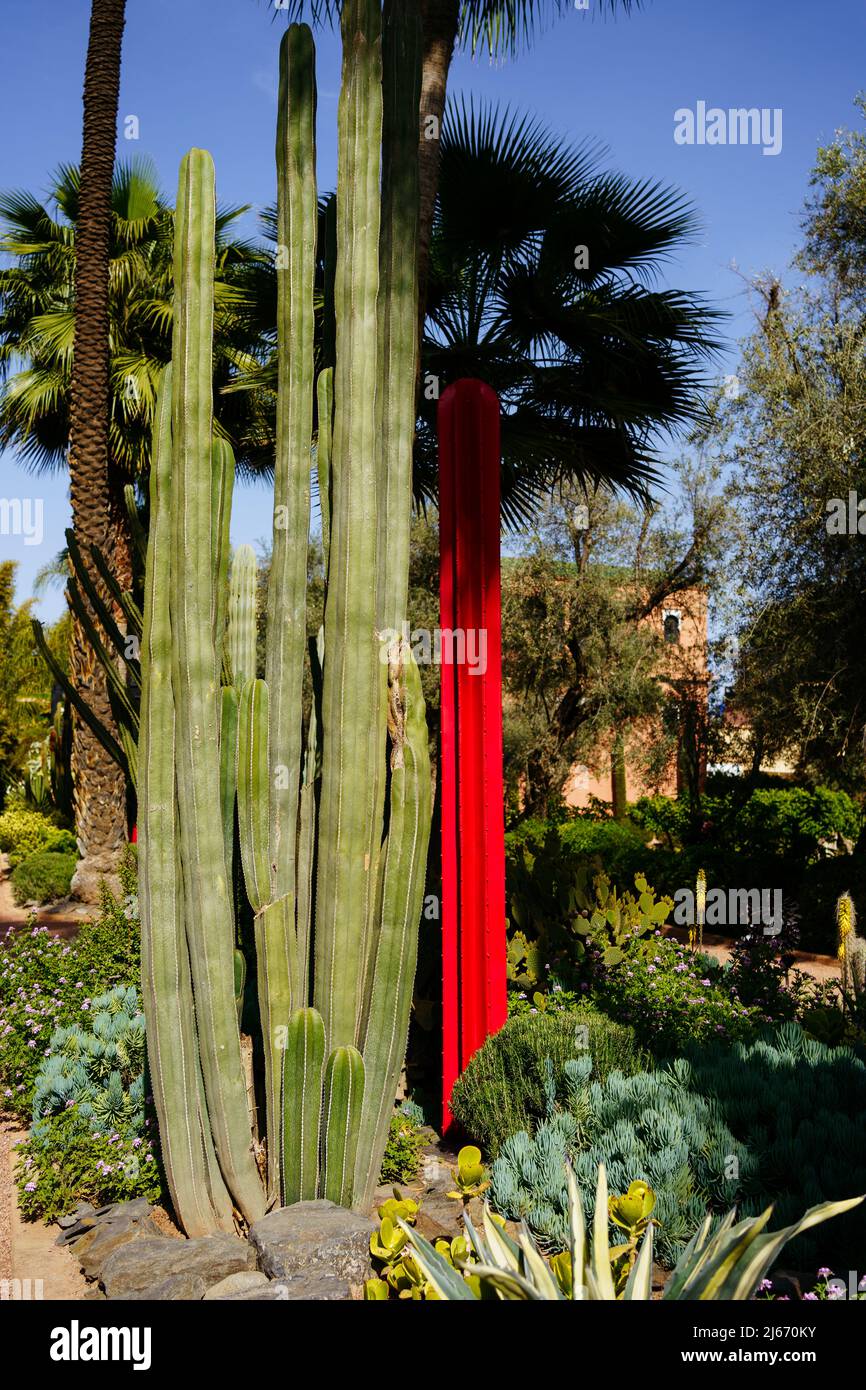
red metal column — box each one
[439,379,507,1132]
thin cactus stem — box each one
[266,23,316,907]
[169,148,264,1225]
[355,646,432,1211]
[314,0,384,1050]
[139,366,234,1236]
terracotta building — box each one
[563,584,709,811]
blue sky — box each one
[2,0,865,619]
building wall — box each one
[564,586,709,810]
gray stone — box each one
[57,1199,168,1280]
[57,1201,96,1230]
[101,1234,255,1301]
[249,1200,375,1284]
[217,1275,351,1301]
[203,1271,270,1300]
[271,1275,351,1301]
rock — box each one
[101,1234,255,1301]
[57,1199,168,1280]
[249,1200,375,1285]
[57,1201,96,1230]
[414,1209,452,1242]
[218,1275,351,1301]
[270,1275,351,1301]
[203,1271,270,1300]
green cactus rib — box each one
[315,367,333,574]
[169,148,264,1225]
[228,546,258,688]
[360,0,424,1030]
[139,366,234,1236]
[376,0,422,634]
[314,0,384,1050]
[355,648,432,1211]
[212,437,236,679]
[323,1044,365,1206]
[266,23,316,914]
[281,1006,326,1204]
[219,686,239,887]
[296,628,325,1001]
[237,675,298,1197]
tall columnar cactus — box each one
[139,0,431,1234]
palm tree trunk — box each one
[418,0,460,356]
[68,0,128,901]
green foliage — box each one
[0,562,64,807]
[505,821,666,989]
[379,1112,425,1185]
[683,1023,866,1268]
[489,1059,752,1267]
[32,985,146,1137]
[10,848,76,906]
[0,848,140,1124]
[0,805,73,868]
[594,934,760,1051]
[633,786,861,862]
[404,1162,864,1302]
[14,1105,163,1225]
[450,1007,649,1157]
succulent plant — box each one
[403,1162,864,1301]
[138,1,431,1233]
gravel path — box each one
[0,1119,13,1283]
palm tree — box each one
[272,1,645,347]
[0,160,270,882]
[416,101,722,521]
[64,0,127,900]
[237,102,721,519]
[0,161,268,489]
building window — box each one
[663,610,681,645]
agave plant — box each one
[402,1163,864,1301]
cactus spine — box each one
[140,1,431,1233]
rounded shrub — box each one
[0,806,73,869]
[10,849,76,905]
[450,1006,650,1157]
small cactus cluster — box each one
[139,1,431,1235]
[32,985,146,1138]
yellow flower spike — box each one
[696,869,707,952]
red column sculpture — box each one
[439,379,507,1132]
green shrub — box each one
[594,934,761,1051]
[506,822,673,990]
[10,849,76,905]
[632,786,861,861]
[489,1059,755,1267]
[0,847,140,1123]
[15,1105,162,1224]
[379,1113,425,1185]
[0,806,74,868]
[450,1007,650,1157]
[683,1023,866,1269]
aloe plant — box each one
[138,0,431,1233]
